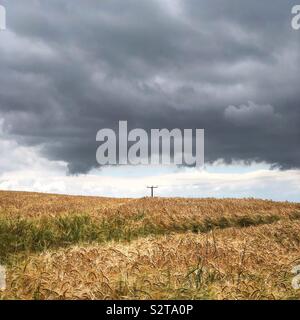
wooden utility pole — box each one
[147,186,158,198]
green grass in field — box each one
[1,209,299,264]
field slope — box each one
[0,191,300,300]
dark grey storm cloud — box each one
[0,0,299,173]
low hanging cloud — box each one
[0,0,299,174]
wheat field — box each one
[0,191,300,300]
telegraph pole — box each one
[147,186,158,198]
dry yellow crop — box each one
[0,191,300,300]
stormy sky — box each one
[0,0,299,200]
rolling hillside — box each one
[0,191,300,300]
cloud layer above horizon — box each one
[0,0,299,176]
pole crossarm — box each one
[147,186,158,197]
